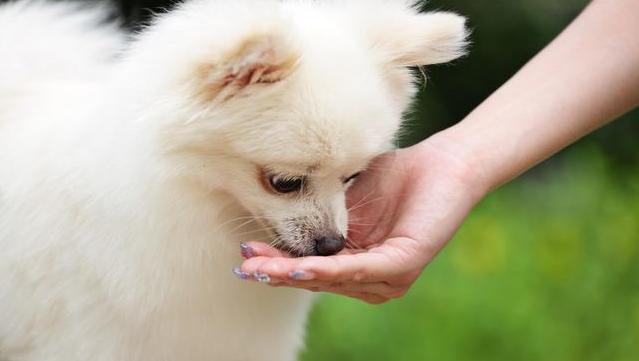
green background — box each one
[301,0,639,360]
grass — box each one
[300,145,639,361]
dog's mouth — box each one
[248,215,343,257]
[269,228,346,257]
[276,243,308,258]
[248,218,308,257]
[270,229,309,258]
[242,215,312,257]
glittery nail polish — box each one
[253,272,271,283]
[232,267,251,280]
[289,270,315,281]
[240,243,255,259]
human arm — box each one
[238,0,639,304]
[434,0,639,191]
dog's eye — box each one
[269,174,305,194]
[343,172,361,184]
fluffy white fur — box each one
[0,0,467,360]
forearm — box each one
[430,0,639,193]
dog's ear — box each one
[195,32,299,103]
[369,11,468,67]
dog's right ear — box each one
[367,11,468,68]
[195,31,300,103]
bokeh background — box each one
[27,0,639,359]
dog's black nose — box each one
[315,235,345,256]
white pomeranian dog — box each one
[0,0,466,360]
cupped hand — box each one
[237,136,488,304]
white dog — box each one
[0,0,466,360]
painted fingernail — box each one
[240,243,256,259]
[289,270,315,281]
[233,267,251,280]
[253,272,271,283]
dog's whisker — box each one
[268,237,286,250]
[218,216,255,228]
[347,213,382,222]
[349,189,375,208]
[348,196,384,213]
[345,238,365,251]
[227,218,261,233]
[233,227,278,237]
[222,215,280,223]
[347,221,375,227]
[218,215,280,228]
[362,164,400,172]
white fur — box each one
[0,1,466,360]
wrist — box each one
[411,129,492,204]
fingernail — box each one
[289,270,315,281]
[253,272,271,283]
[232,267,251,280]
[240,243,256,259]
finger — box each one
[240,256,302,281]
[292,238,424,283]
[325,282,401,298]
[275,279,399,298]
[240,238,423,287]
[239,247,362,278]
[242,241,291,259]
[278,283,389,304]
[357,294,390,305]
[322,289,390,305]
[241,254,356,282]
[236,256,275,281]
[243,242,359,260]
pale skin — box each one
[239,0,639,304]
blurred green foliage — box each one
[302,0,639,360]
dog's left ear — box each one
[368,11,468,67]
[196,32,299,103]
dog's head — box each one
[142,0,467,256]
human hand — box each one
[236,0,638,304]
[237,136,488,304]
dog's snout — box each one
[315,235,345,256]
